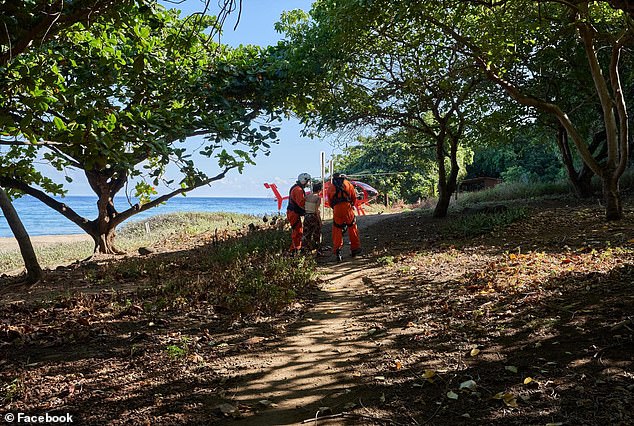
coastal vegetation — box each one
[1,5,282,255]
[3,0,634,268]
[0,212,266,273]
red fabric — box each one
[289,185,306,210]
[287,211,303,250]
[331,220,360,253]
[327,179,361,253]
[287,185,306,251]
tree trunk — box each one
[573,165,595,198]
[433,137,460,218]
[90,225,122,255]
[603,172,623,220]
[433,136,449,218]
[0,188,42,283]
[555,125,596,198]
[474,13,629,221]
[88,206,124,255]
[86,170,127,255]
[434,185,452,218]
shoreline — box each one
[0,234,92,252]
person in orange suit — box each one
[286,173,311,254]
[328,173,362,262]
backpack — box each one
[330,177,352,207]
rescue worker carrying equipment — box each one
[327,173,362,262]
[286,173,311,254]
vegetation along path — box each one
[1,198,633,425]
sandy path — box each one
[0,234,92,252]
[220,213,395,425]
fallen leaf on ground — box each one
[422,370,436,379]
[244,336,265,345]
[459,379,477,390]
[494,392,518,407]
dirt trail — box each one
[221,214,394,425]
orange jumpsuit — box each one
[286,184,306,251]
[327,179,361,254]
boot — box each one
[335,249,343,263]
[351,248,362,257]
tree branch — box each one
[0,176,93,234]
[112,166,236,227]
[576,11,619,168]
[610,34,630,176]
[0,139,64,146]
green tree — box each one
[334,132,437,203]
[0,0,139,281]
[279,0,493,217]
[424,1,631,219]
[0,6,282,254]
[502,22,615,197]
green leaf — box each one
[53,117,65,131]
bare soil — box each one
[1,197,633,425]
[0,234,91,252]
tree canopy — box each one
[0,4,283,253]
[276,0,632,220]
[277,0,510,216]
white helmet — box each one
[297,173,311,185]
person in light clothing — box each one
[302,181,323,251]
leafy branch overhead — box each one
[0,4,284,253]
[278,0,633,221]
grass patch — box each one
[92,228,317,317]
[117,211,261,247]
[377,255,396,266]
[455,167,634,207]
[0,241,94,273]
[0,212,266,274]
[156,228,316,316]
[443,206,530,237]
[456,181,572,206]
[2,225,317,320]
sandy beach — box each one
[0,234,92,252]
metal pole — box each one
[320,151,326,218]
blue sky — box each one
[56,0,344,198]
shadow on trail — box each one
[215,256,386,425]
[0,237,387,425]
[338,251,634,424]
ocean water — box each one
[0,195,286,237]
